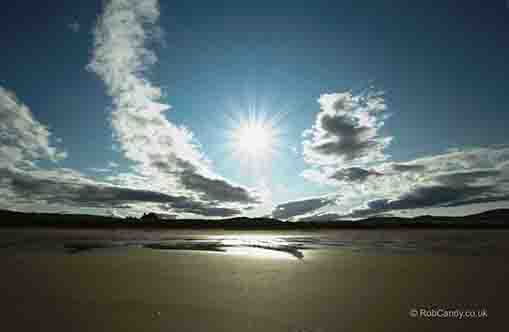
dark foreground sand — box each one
[1,242,507,332]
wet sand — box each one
[1,241,507,332]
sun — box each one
[235,121,272,155]
[228,112,281,161]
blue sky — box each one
[1,0,509,219]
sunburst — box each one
[227,109,283,165]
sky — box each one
[1,0,509,220]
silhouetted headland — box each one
[1,209,508,229]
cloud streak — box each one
[0,167,244,217]
[325,146,509,219]
[329,167,382,183]
[87,0,258,210]
[0,86,66,168]
[0,81,245,217]
[347,184,499,219]
[391,163,426,173]
[271,196,337,220]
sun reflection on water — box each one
[208,234,303,259]
[222,246,296,259]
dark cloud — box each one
[152,159,259,204]
[392,163,426,172]
[1,168,242,217]
[302,91,391,167]
[348,184,502,219]
[443,194,509,207]
[387,185,490,209]
[312,113,381,162]
[2,168,183,207]
[434,170,500,187]
[271,196,336,220]
[178,168,258,204]
[329,167,381,182]
[159,200,242,218]
[296,212,344,222]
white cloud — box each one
[0,86,66,168]
[297,145,509,220]
[87,0,258,207]
[302,89,392,168]
[88,167,111,173]
[0,83,246,218]
[295,85,509,220]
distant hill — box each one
[0,209,508,229]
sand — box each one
[1,241,507,332]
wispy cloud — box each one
[88,161,120,173]
[0,86,66,168]
[391,163,426,173]
[88,167,112,173]
[0,167,243,217]
[271,195,338,220]
[158,201,243,218]
[87,0,258,212]
[300,146,509,220]
[1,167,176,208]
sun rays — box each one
[227,107,284,167]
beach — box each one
[0,229,507,331]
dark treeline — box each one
[1,209,509,229]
